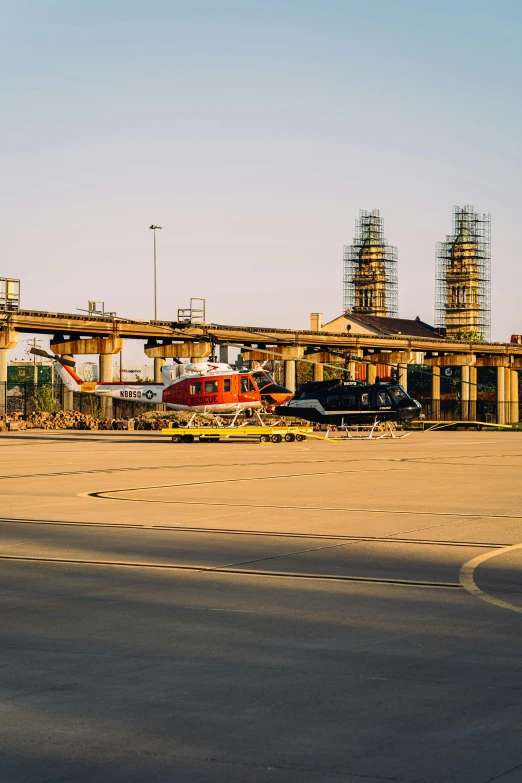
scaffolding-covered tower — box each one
[343,209,398,317]
[435,205,491,340]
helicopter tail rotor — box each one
[30,348,83,391]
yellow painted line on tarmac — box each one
[459,543,522,614]
[300,431,338,443]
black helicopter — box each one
[275,378,422,426]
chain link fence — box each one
[0,382,147,420]
[0,381,514,425]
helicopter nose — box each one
[397,400,422,421]
[260,384,294,405]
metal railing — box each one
[1,382,65,417]
[0,277,20,312]
[419,399,505,422]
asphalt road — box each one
[1,430,522,783]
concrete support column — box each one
[460,365,470,421]
[62,355,74,411]
[398,364,408,391]
[0,329,18,417]
[0,348,7,385]
[348,361,357,381]
[504,367,512,423]
[511,370,519,424]
[284,360,296,393]
[99,353,113,416]
[305,352,329,383]
[154,357,166,411]
[0,349,7,417]
[497,366,505,425]
[313,362,324,382]
[366,363,376,384]
[431,366,440,420]
[99,352,113,382]
[469,366,477,422]
[154,357,165,383]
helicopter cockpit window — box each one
[205,380,218,393]
[360,392,370,408]
[388,386,407,403]
[252,371,271,390]
[190,382,202,394]
[224,378,231,392]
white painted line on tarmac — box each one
[459,543,522,614]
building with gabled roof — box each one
[318,312,439,339]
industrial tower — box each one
[343,209,398,317]
[435,205,491,340]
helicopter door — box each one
[222,375,234,404]
[375,388,392,410]
[326,394,342,411]
[341,390,357,410]
[238,375,257,405]
[188,379,203,407]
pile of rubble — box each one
[0,411,101,431]
[0,408,302,433]
[0,410,200,432]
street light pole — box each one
[149,224,163,320]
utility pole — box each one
[25,337,42,385]
[149,225,163,320]
[33,338,38,384]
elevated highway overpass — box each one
[1,309,522,422]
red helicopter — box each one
[32,349,293,424]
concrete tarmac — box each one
[1,430,522,782]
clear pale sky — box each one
[2,0,521,362]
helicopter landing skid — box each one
[328,419,411,440]
[228,408,266,427]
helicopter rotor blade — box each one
[221,341,448,384]
[54,355,76,368]
[30,347,52,359]
[30,347,76,368]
